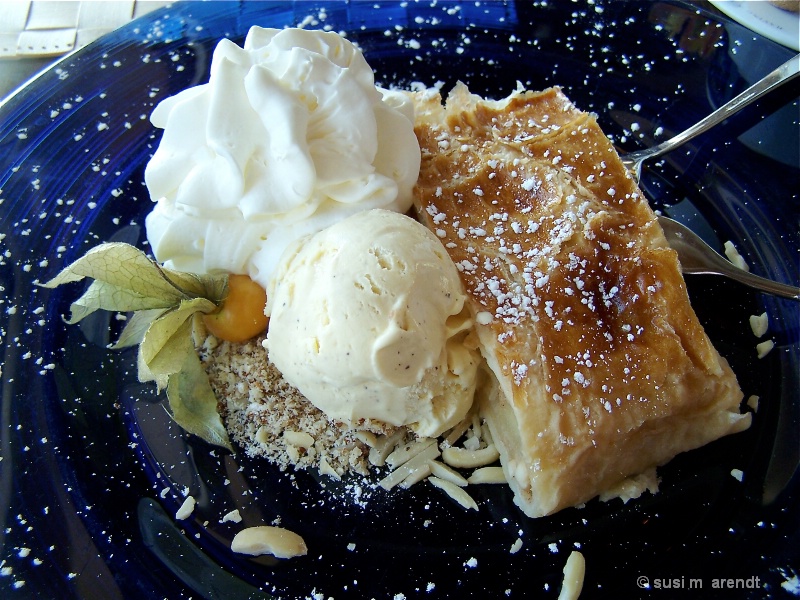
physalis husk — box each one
[41,242,233,450]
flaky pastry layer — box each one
[411,83,750,518]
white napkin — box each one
[0,0,170,59]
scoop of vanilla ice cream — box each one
[266,209,479,438]
[144,26,420,290]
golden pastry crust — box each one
[411,84,750,518]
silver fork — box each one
[657,215,800,301]
[614,54,800,300]
[621,54,800,183]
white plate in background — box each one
[710,0,800,51]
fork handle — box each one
[626,53,800,164]
[685,266,800,300]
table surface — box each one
[2,0,798,105]
[0,0,170,101]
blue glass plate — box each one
[1,2,797,598]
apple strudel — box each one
[411,83,751,518]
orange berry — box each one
[202,274,269,343]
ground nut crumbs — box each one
[200,335,375,477]
[198,334,505,514]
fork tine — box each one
[657,216,800,301]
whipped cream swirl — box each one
[144,26,420,293]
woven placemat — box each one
[0,1,170,59]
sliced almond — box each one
[756,339,774,359]
[355,430,378,447]
[318,457,341,480]
[254,425,270,444]
[462,433,481,451]
[399,462,432,489]
[386,438,436,470]
[368,429,406,467]
[220,509,242,524]
[283,430,314,448]
[749,312,769,338]
[428,476,478,510]
[468,466,507,484]
[443,414,472,447]
[230,526,307,559]
[286,444,300,463]
[378,443,440,490]
[480,421,494,446]
[175,495,196,520]
[558,550,585,600]
[442,444,500,469]
[428,459,468,487]
[471,413,482,440]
